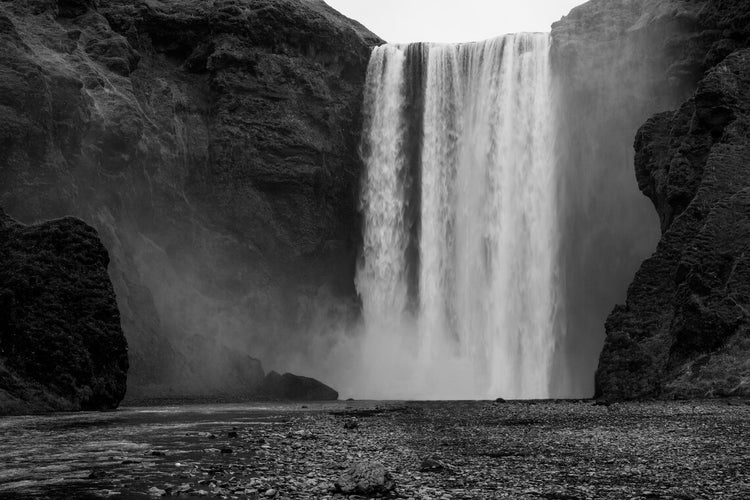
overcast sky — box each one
[324,0,585,43]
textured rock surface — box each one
[0,208,128,414]
[334,461,395,496]
[254,370,338,400]
[0,0,380,397]
[596,0,750,400]
[550,0,708,395]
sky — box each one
[324,0,585,44]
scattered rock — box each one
[147,487,166,497]
[253,371,339,401]
[343,417,359,430]
[419,456,449,472]
[174,484,192,494]
[334,461,396,496]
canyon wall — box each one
[596,0,750,399]
[3,0,749,402]
[0,0,381,397]
[550,0,708,395]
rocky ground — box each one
[0,400,748,499]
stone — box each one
[0,209,128,414]
[253,371,338,401]
[419,456,448,473]
[343,417,359,429]
[334,461,395,496]
[174,484,192,494]
[88,470,107,479]
[147,487,167,497]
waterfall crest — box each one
[357,33,561,399]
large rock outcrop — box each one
[253,370,338,400]
[0,208,128,414]
[596,1,750,399]
[0,0,381,397]
[549,0,709,395]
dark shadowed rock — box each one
[549,0,710,395]
[0,208,128,414]
[254,370,338,400]
[597,48,750,400]
[334,461,395,496]
[0,0,381,397]
[419,456,450,473]
[554,0,750,400]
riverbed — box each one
[0,400,748,499]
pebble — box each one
[116,401,749,499]
[147,486,166,497]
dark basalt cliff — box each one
[596,0,750,399]
[0,209,128,414]
[0,0,380,397]
[550,0,709,395]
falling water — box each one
[357,34,561,399]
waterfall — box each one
[357,33,561,399]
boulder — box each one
[253,371,338,400]
[0,208,128,414]
[334,461,395,496]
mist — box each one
[0,0,696,401]
[278,3,695,399]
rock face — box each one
[0,208,128,414]
[596,1,750,399]
[0,0,380,397]
[254,370,338,400]
[549,0,709,395]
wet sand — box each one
[0,400,748,499]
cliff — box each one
[0,0,381,397]
[0,209,128,414]
[596,0,750,399]
[549,0,708,395]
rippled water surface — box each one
[0,402,343,499]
